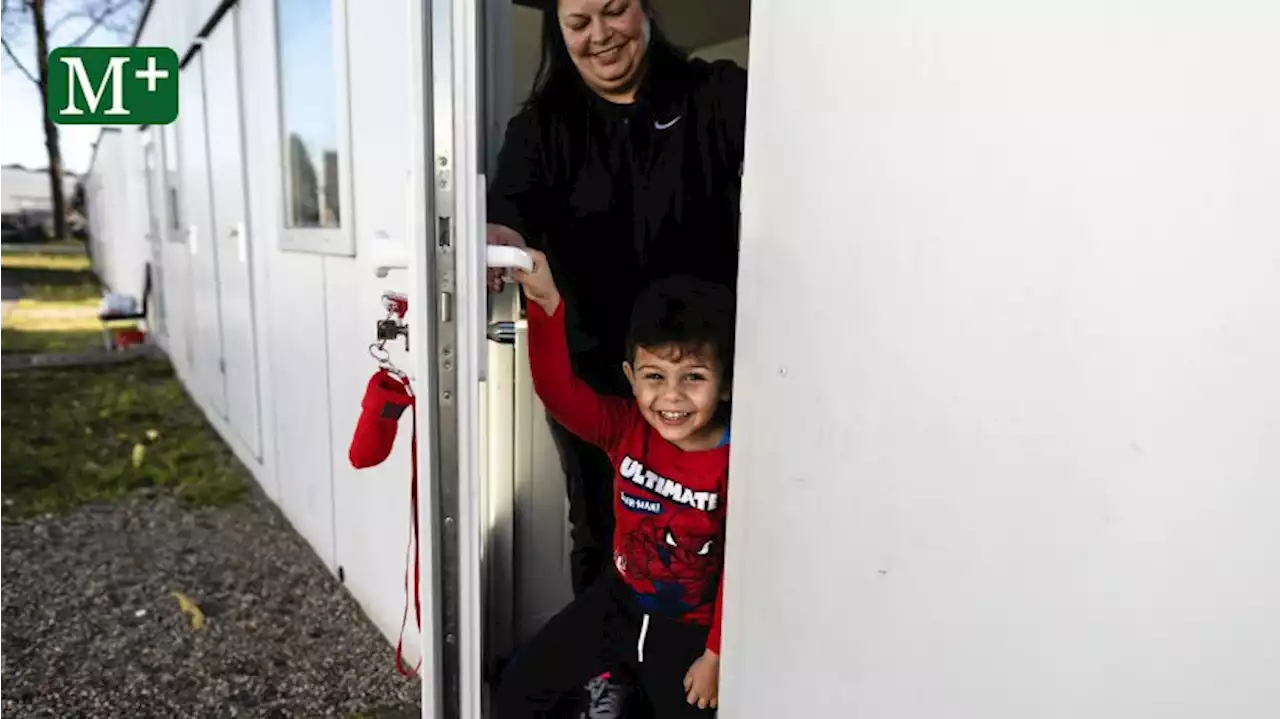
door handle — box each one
[486,321,516,345]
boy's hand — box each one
[511,248,560,315]
[682,648,720,710]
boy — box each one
[495,250,735,719]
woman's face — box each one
[558,0,649,102]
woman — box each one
[487,0,746,714]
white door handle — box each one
[486,245,532,272]
[371,230,408,278]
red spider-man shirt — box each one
[527,300,728,654]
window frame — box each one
[272,0,356,256]
[158,120,183,238]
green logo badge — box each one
[47,47,179,125]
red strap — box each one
[395,388,422,677]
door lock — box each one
[486,321,516,345]
[374,292,410,352]
[377,318,409,351]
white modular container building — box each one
[82,0,1279,717]
[83,0,753,715]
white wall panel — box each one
[84,131,118,289]
[324,267,420,651]
[136,0,186,59]
[236,0,286,506]
[722,1,1280,718]
[86,130,149,300]
[327,0,423,654]
[117,129,151,299]
[183,0,223,48]
[152,48,199,385]
[159,232,195,379]
[265,254,336,567]
[139,130,168,340]
[235,0,334,558]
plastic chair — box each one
[98,263,150,351]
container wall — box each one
[721,1,1280,717]
[88,0,430,666]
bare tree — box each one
[2,0,146,241]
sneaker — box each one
[582,672,631,719]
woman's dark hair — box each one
[626,275,737,387]
[523,0,688,111]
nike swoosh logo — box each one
[654,115,682,130]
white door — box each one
[178,54,228,418]
[140,132,167,340]
[202,9,263,459]
[724,1,1280,716]
[158,121,196,375]
[407,0,490,716]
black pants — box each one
[547,414,616,597]
[494,573,717,719]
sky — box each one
[3,0,337,178]
[1,6,138,175]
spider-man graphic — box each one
[617,506,721,616]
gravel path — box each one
[1,490,421,718]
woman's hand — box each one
[682,648,721,710]
[510,249,561,315]
[487,223,527,292]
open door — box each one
[406,0,489,716]
[478,0,757,672]
[410,1,756,716]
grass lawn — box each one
[1,358,248,521]
[1,246,107,356]
[1,246,241,519]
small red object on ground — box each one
[113,328,147,350]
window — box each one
[275,0,353,255]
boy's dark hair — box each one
[625,276,737,384]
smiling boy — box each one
[494,251,734,718]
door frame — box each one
[409,0,500,714]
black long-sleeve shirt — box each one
[487,52,748,396]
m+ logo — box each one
[47,47,180,126]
